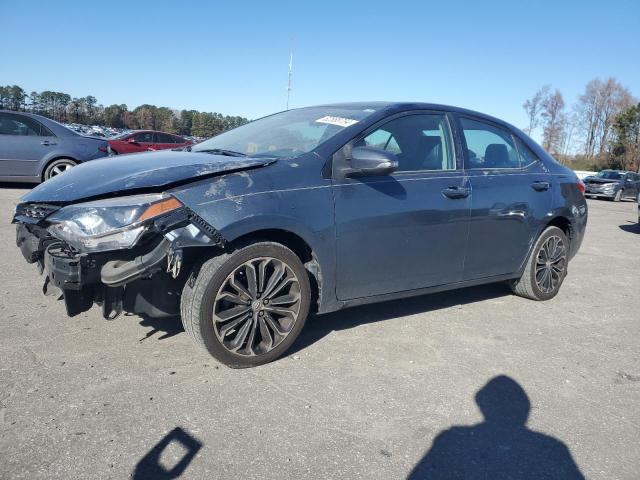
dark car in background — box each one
[0,110,109,182]
[13,102,588,368]
[107,130,192,155]
[583,170,640,201]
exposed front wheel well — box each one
[220,229,320,313]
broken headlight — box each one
[46,194,182,252]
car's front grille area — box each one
[15,203,60,220]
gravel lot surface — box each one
[1,185,639,479]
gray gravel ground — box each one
[0,184,639,479]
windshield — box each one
[596,171,623,180]
[192,106,379,158]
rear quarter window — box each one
[514,137,540,168]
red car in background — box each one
[107,130,192,155]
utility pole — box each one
[286,37,294,110]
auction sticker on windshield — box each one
[315,116,359,128]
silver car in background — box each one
[0,110,109,183]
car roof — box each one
[313,101,519,132]
[129,130,180,135]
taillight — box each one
[576,178,585,194]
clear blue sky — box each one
[1,0,638,140]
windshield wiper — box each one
[195,148,247,157]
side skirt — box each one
[330,273,519,312]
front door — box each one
[333,112,471,300]
[456,115,552,280]
[131,131,156,152]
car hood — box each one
[21,150,276,203]
[584,176,622,184]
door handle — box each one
[441,186,470,199]
[531,181,550,191]
[40,140,57,146]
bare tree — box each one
[575,77,636,158]
[560,113,578,156]
[522,85,550,135]
[541,89,567,154]
[597,78,634,155]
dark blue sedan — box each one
[13,102,588,367]
[0,110,109,182]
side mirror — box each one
[345,147,398,177]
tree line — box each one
[0,85,248,137]
[522,78,639,172]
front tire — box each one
[510,226,569,301]
[181,242,311,368]
[613,189,622,202]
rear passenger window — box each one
[460,117,520,169]
[358,114,454,172]
[40,125,54,136]
[514,137,539,167]
[156,133,174,143]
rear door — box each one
[0,112,56,177]
[173,135,188,147]
[156,132,177,150]
[456,115,551,280]
[333,111,471,300]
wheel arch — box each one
[546,215,573,245]
[516,213,574,278]
[221,227,325,314]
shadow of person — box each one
[619,222,640,234]
[132,427,202,480]
[408,376,584,479]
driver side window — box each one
[362,129,401,154]
[133,132,154,143]
[358,113,454,172]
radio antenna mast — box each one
[286,37,294,110]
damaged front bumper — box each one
[15,206,225,320]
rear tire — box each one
[510,226,569,301]
[181,242,311,368]
[43,158,77,181]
